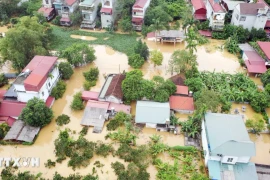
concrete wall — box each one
[201,120,210,166]
[105,95,122,104]
[174,109,194,114]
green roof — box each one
[208,160,258,180]
[205,113,256,157]
[135,101,170,124]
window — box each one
[227,158,233,163]
[133,12,136,15]
[240,16,246,21]
[48,82,51,87]
[42,92,44,96]
[45,0,49,4]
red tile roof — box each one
[169,96,195,111]
[38,7,54,16]
[245,51,265,62]
[208,0,226,12]
[133,0,148,8]
[258,41,270,60]
[194,14,207,20]
[86,100,110,109]
[105,74,125,100]
[132,17,143,23]
[176,85,189,95]
[0,100,26,117]
[82,91,99,101]
[245,60,267,74]
[60,17,71,22]
[169,74,185,86]
[258,0,270,7]
[265,20,270,28]
[66,0,77,6]
[100,7,112,14]
[109,103,131,114]
[0,90,7,101]
[191,0,206,10]
[199,30,212,37]
[147,32,155,38]
[0,116,15,126]
[239,3,265,15]
[23,56,58,92]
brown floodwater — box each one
[0,26,9,33]
[230,103,263,122]
[105,46,115,55]
[250,134,270,165]
[70,34,97,41]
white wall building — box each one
[231,3,270,31]
[206,0,227,31]
[131,0,151,31]
[100,0,118,28]
[79,0,101,29]
[13,56,60,103]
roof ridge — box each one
[110,74,121,96]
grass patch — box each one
[50,26,138,55]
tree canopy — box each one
[19,97,53,127]
[58,62,74,80]
[128,54,145,69]
[245,116,265,135]
[0,73,8,87]
[60,43,96,67]
[0,16,52,71]
[134,40,149,61]
[150,50,163,67]
[195,89,221,113]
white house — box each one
[13,56,60,103]
[231,3,269,31]
[132,0,151,31]
[202,113,258,180]
[100,0,117,28]
[206,0,227,31]
[38,0,56,21]
[79,0,101,29]
[53,0,79,26]
[98,74,125,104]
[220,0,245,12]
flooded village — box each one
[1,0,270,180]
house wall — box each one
[81,0,101,22]
[101,0,117,28]
[132,0,150,18]
[42,0,52,8]
[174,109,194,114]
[242,52,248,61]
[105,95,122,104]
[201,120,210,166]
[17,91,39,102]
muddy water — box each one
[105,46,115,55]
[248,73,263,86]
[250,134,270,165]
[70,34,97,41]
[230,103,263,122]
[0,26,9,33]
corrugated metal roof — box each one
[191,0,206,10]
[135,101,170,124]
[133,0,148,8]
[208,0,226,12]
[17,125,40,142]
[208,160,258,180]
[205,113,256,157]
[258,41,270,60]
[169,96,195,111]
[4,120,24,140]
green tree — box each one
[56,114,70,126]
[134,40,149,61]
[145,6,172,27]
[119,17,133,32]
[60,43,96,67]
[83,67,99,82]
[107,112,132,131]
[195,89,221,112]
[261,69,270,86]
[0,16,51,71]
[58,62,74,80]
[128,54,145,68]
[51,80,67,100]
[185,27,199,54]
[149,17,166,40]
[71,92,84,110]
[0,123,10,139]
[122,70,144,103]
[168,50,197,74]
[0,73,8,87]
[250,91,270,113]
[152,76,176,102]
[224,33,240,54]
[150,50,163,67]
[245,117,265,135]
[184,77,204,92]
[70,11,82,26]
[19,97,53,127]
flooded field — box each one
[70,35,97,41]
[230,103,264,122]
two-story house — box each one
[53,0,79,26]
[100,0,117,28]
[38,0,56,21]
[202,113,258,180]
[231,3,269,31]
[132,0,151,31]
[13,56,60,103]
[191,0,207,21]
[206,0,227,31]
[80,0,101,29]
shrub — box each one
[70,11,82,26]
[52,16,61,25]
[95,141,114,157]
[80,126,88,136]
[58,62,74,80]
[56,114,70,126]
[119,17,133,32]
[134,40,149,60]
[128,54,145,68]
[106,112,132,131]
[50,80,67,100]
[70,92,84,110]
[83,67,99,82]
[0,73,8,87]
[83,80,97,90]
[44,159,56,168]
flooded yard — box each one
[70,35,97,41]
[250,134,270,165]
[0,26,9,33]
